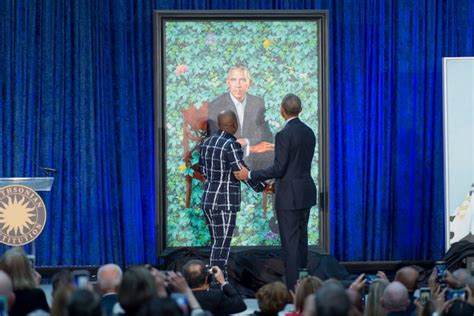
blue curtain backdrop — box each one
[0,0,473,265]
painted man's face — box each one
[226,69,252,102]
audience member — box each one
[443,300,474,316]
[183,260,246,316]
[315,281,351,316]
[97,263,123,316]
[135,297,184,316]
[0,247,49,316]
[255,281,288,316]
[0,270,16,312]
[452,268,471,287]
[166,270,206,315]
[380,281,410,315]
[395,267,418,293]
[302,294,315,316]
[50,283,75,316]
[365,279,389,316]
[67,288,102,316]
[51,269,73,298]
[345,288,363,316]
[145,265,168,298]
[394,267,418,314]
[292,276,323,314]
[118,267,158,315]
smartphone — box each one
[72,270,91,288]
[170,293,189,314]
[419,287,431,304]
[435,261,447,282]
[0,295,7,316]
[27,254,35,269]
[446,288,466,301]
[298,268,309,280]
[366,274,380,285]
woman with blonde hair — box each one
[291,276,323,315]
[255,281,289,316]
[365,279,389,316]
[0,247,50,316]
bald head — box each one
[97,264,122,294]
[453,269,471,287]
[395,267,419,292]
[218,110,238,135]
[382,282,410,312]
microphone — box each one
[39,166,57,174]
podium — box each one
[0,177,54,191]
[0,177,54,254]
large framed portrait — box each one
[154,11,330,254]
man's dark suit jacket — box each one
[208,92,274,170]
[101,293,118,316]
[251,117,316,210]
[193,283,247,316]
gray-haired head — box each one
[281,93,302,116]
[97,264,123,293]
[227,64,252,81]
[453,269,471,287]
[315,282,351,316]
[381,281,410,312]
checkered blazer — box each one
[200,130,265,212]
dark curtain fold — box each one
[0,0,473,264]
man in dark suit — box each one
[234,94,317,291]
[183,259,247,316]
[97,263,122,316]
[208,65,274,170]
[200,110,265,275]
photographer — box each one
[182,260,246,316]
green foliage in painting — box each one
[165,21,321,247]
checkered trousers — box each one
[203,208,236,272]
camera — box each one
[298,268,309,280]
[205,265,218,285]
[206,265,218,274]
[419,287,431,305]
[435,261,447,283]
[71,270,91,288]
[446,288,466,301]
[366,274,380,285]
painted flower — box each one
[178,164,187,172]
[263,39,272,49]
[175,64,189,76]
[265,231,278,240]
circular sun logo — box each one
[0,185,46,246]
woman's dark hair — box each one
[119,267,157,315]
[67,289,102,316]
[135,298,183,316]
